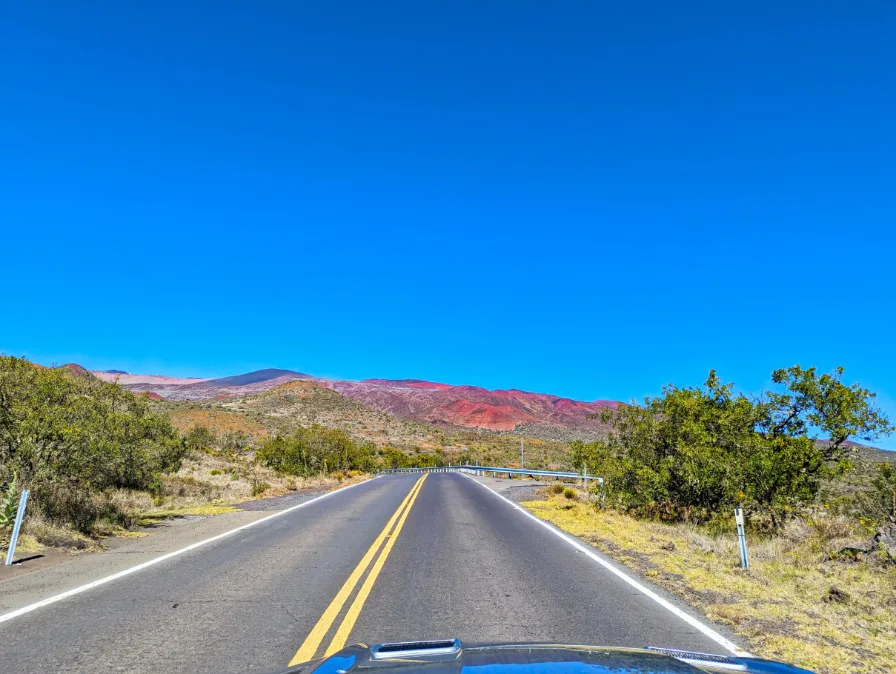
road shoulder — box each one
[0,478,374,615]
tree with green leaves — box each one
[256,425,377,476]
[577,366,893,526]
[762,365,893,461]
[0,356,186,530]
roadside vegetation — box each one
[0,356,188,549]
[531,365,896,673]
[0,358,370,553]
[525,492,895,674]
[571,365,893,527]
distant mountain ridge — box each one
[203,368,312,387]
[86,366,618,435]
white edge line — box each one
[460,473,753,658]
[0,476,380,625]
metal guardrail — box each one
[379,464,604,487]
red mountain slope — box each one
[86,366,619,434]
[424,399,538,431]
[319,379,619,433]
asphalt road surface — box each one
[0,473,741,673]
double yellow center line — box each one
[289,474,428,666]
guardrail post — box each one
[5,489,30,566]
[735,507,749,569]
[583,463,588,488]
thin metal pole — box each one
[584,463,588,488]
[520,438,524,470]
[735,507,749,569]
[5,490,29,566]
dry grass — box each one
[522,492,896,674]
[167,407,268,437]
[163,447,367,507]
[23,513,97,551]
[13,447,371,554]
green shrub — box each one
[1,473,19,530]
[221,430,250,453]
[573,367,894,526]
[551,483,565,495]
[257,425,376,476]
[185,425,216,453]
[563,488,577,500]
[209,469,222,476]
[0,356,187,532]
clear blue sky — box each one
[3,2,895,448]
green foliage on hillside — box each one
[257,426,377,475]
[0,356,187,531]
[572,366,893,526]
[256,425,451,476]
[845,462,896,524]
[1,473,19,529]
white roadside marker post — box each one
[5,489,30,566]
[735,507,749,569]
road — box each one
[0,473,741,672]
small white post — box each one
[735,507,749,569]
[5,489,30,566]
[583,463,589,488]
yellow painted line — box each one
[323,473,428,656]
[288,475,427,666]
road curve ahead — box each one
[0,473,739,673]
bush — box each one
[551,483,565,495]
[869,463,896,523]
[1,473,20,531]
[221,430,250,453]
[257,425,377,476]
[573,367,893,526]
[563,487,577,500]
[0,357,187,532]
[185,425,216,453]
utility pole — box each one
[520,437,524,469]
